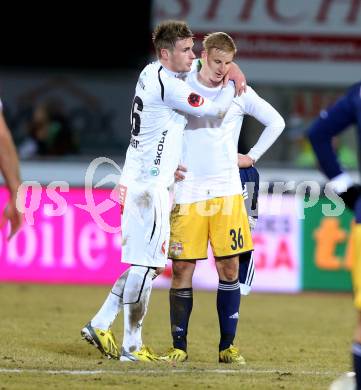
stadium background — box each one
[0,1,360,388]
[0,0,359,293]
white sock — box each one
[90,269,129,330]
[122,266,156,352]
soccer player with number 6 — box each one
[81,20,246,362]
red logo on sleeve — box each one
[188,93,204,107]
[118,184,127,214]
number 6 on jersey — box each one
[130,96,143,136]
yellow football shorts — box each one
[352,223,361,310]
[169,194,253,260]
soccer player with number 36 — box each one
[81,20,247,362]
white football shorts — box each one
[120,183,170,268]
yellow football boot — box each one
[120,345,160,362]
[81,322,120,359]
[160,347,188,362]
[219,345,246,364]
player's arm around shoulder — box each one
[164,75,233,119]
[223,62,247,96]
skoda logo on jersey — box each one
[154,130,168,165]
[150,167,160,176]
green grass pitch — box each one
[0,284,355,389]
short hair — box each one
[153,20,193,57]
[203,32,237,55]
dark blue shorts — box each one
[355,196,361,223]
[239,166,259,219]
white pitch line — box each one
[0,368,341,376]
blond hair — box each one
[203,32,237,54]
[152,20,193,57]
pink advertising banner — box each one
[0,186,126,284]
[0,186,301,292]
[154,195,302,293]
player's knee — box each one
[128,265,158,283]
[217,260,238,281]
[172,261,194,282]
[155,267,165,276]
[123,265,155,304]
[222,268,238,281]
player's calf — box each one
[122,266,156,355]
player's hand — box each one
[238,154,254,168]
[0,197,23,240]
[175,164,187,182]
[338,184,361,211]
[223,63,247,96]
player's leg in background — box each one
[239,166,259,294]
[239,251,255,295]
[351,197,361,389]
[239,166,259,230]
[90,269,130,330]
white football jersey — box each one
[175,72,285,204]
[120,61,234,188]
[0,98,2,112]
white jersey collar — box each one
[157,61,183,78]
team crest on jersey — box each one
[169,242,183,257]
[118,184,127,215]
[150,167,160,176]
[188,93,204,107]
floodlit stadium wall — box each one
[0,174,354,293]
[153,0,361,85]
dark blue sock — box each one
[170,288,193,352]
[217,279,241,351]
[352,342,361,389]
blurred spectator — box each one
[286,112,316,168]
[19,100,78,159]
[308,80,361,389]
